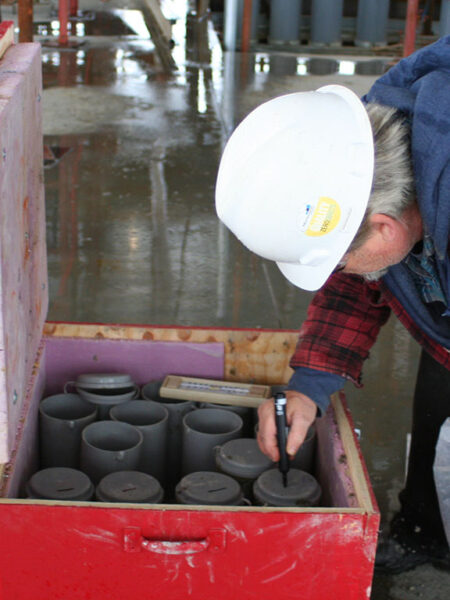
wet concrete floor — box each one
[5,0,447,595]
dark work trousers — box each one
[391,349,450,554]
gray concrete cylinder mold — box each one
[181,408,243,474]
[27,468,95,501]
[141,380,195,491]
[269,0,302,44]
[110,400,169,484]
[356,0,390,47]
[39,393,97,469]
[310,0,343,46]
[80,421,143,483]
[96,471,164,504]
[175,471,244,506]
[253,468,322,507]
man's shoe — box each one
[375,536,431,574]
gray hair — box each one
[348,102,415,255]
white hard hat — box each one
[215,85,374,291]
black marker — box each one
[274,392,289,487]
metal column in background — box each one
[440,0,450,36]
[224,0,260,50]
[18,0,33,42]
[224,0,239,50]
[241,0,261,51]
[59,0,69,46]
[310,0,343,46]
[269,0,302,45]
[247,0,260,45]
[241,0,252,53]
[70,0,78,17]
[355,0,390,47]
[404,0,419,56]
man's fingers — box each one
[257,392,317,461]
[286,415,309,457]
[257,399,279,461]
[285,392,317,456]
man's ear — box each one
[368,213,399,242]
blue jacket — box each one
[289,36,450,412]
[365,34,450,346]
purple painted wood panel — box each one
[6,337,360,508]
[0,44,48,463]
[43,337,225,396]
[316,411,357,508]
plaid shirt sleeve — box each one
[289,273,392,385]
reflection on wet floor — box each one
[257,54,388,76]
[36,10,150,39]
[42,30,388,329]
[38,11,425,591]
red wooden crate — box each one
[0,323,379,600]
[0,43,379,600]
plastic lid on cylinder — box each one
[96,471,164,503]
[175,471,243,506]
[215,438,274,480]
[26,468,94,501]
[253,468,322,507]
[75,373,134,390]
[141,380,162,400]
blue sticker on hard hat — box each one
[299,203,313,230]
[305,197,341,237]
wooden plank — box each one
[0,496,367,513]
[142,0,172,41]
[160,375,271,407]
[139,0,176,72]
[43,322,299,385]
[332,393,378,514]
[0,22,14,59]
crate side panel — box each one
[0,504,377,600]
[315,406,358,508]
[0,345,45,498]
[43,337,225,394]
[0,43,48,463]
[43,322,300,385]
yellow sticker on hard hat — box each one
[305,197,341,237]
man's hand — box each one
[257,391,317,462]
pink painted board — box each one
[0,44,48,463]
[43,336,225,395]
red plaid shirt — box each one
[290,272,450,385]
